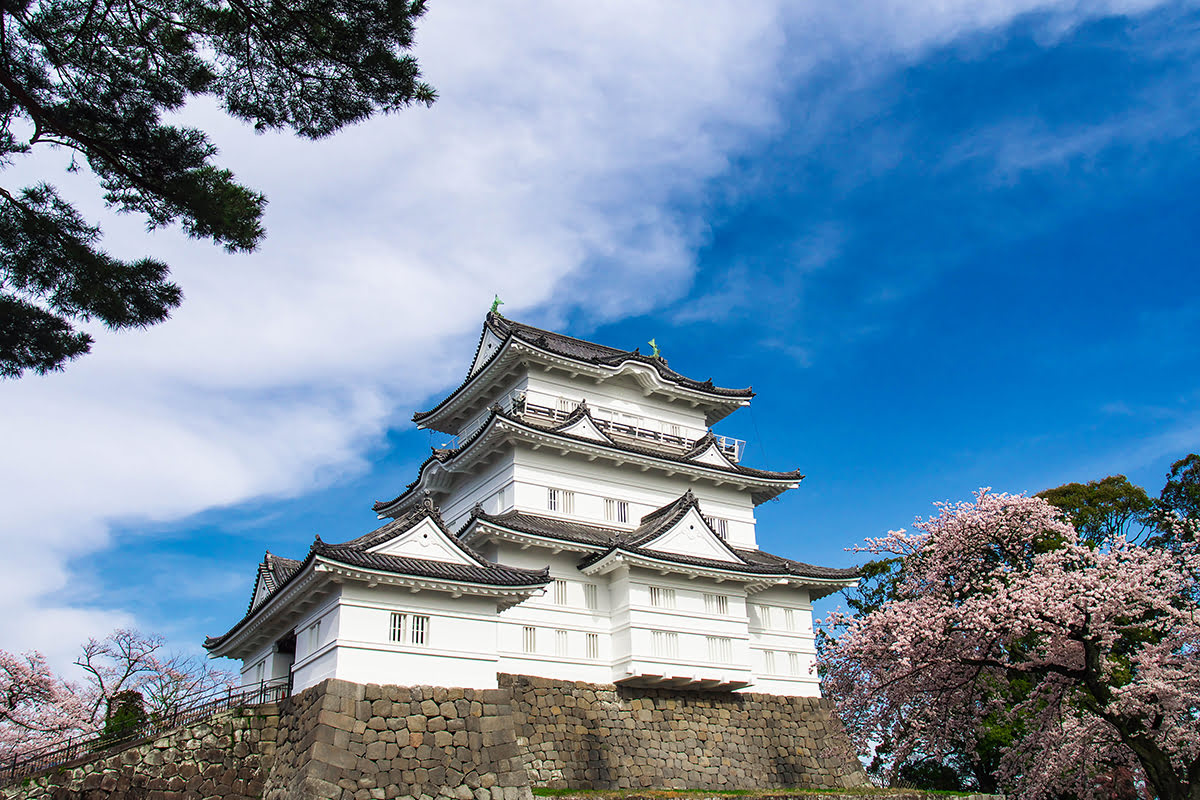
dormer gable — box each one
[250,568,272,610]
[627,490,746,564]
[552,402,614,444]
[685,434,738,470]
[469,324,505,377]
[636,505,746,564]
[364,504,480,566]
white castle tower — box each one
[206,313,857,696]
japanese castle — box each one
[206,313,857,696]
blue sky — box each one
[2,1,1199,671]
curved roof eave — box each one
[412,315,753,430]
[373,408,802,516]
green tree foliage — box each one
[99,689,146,744]
[1156,454,1200,541]
[0,0,435,378]
[1035,474,1153,546]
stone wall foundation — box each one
[5,675,864,799]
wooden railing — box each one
[1,678,290,785]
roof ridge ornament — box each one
[489,295,504,317]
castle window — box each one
[308,620,321,652]
[555,629,569,656]
[556,397,577,415]
[604,498,629,524]
[389,612,406,643]
[390,613,429,646]
[764,650,776,674]
[651,630,679,658]
[586,633,599,660]
[758,605,773,628]
[703,516,729,540]
[707,636,732,664]
[648,586,676,609]
[789,652,801,676]
[411,615,429,646]
[548,488,573,513]
[784,608,796,631]
[522,626,537,654]
[704,593,729,615]
[254,660,265,684]
[553,579,569,605]
[584,583,599,611]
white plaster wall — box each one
[612,568,753,685]
[330,584,502,689]
[511,448,759,548]
[747,586,819,696]
[496,547,612,683]
[439,452,515,530]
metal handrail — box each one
[2,678,290,785]
[446,391,745,462]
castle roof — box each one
[374,405,803,516]
[206,500,550,655]
[461,491,858,592]
[412,314,752,432]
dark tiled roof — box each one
[374,408,802,514]
[488,315,755,398]
[468,495,857,582]
[733,548,860,580]
[206,504,550,651]
[312,543,549,586]
[468,509,620,547]
[245,553,303,615]
[412,314,753,424]
[579,543,859,581]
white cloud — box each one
[0,0,1186,668]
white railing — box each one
[441,390,745,463]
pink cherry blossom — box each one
[820,490,1200,800]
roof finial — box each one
[490,295,504,317]
[648,338,661,359]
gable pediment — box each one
[250,571,271,609]
[368,517,477,565]
[470,327,506,376]
[637,507,744,564]
[555,412,613,444]
[689,440,737,469]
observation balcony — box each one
[442,390,746,462]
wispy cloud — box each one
[1,0,1193,668]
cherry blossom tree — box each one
[0,630,235,761]
[820,490,1200,800]
[0,651,92,761]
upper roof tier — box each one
[413,313,754,434]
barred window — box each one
[555,629,569,656]
[522,626,537,654]
[583,583,599,611]
[784,608,796,631]
[651,630,679,658]
[586,633,599,659]
[390,613,429,646]
[548,488,575,514]
[707,636,733,664]
[604,498,629,524]
[554,579,569,605]
[648,586,676,609]
[704,593,729,615]
[764,650,776,674]
[411,615,428,646]
[789,652,801,676]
